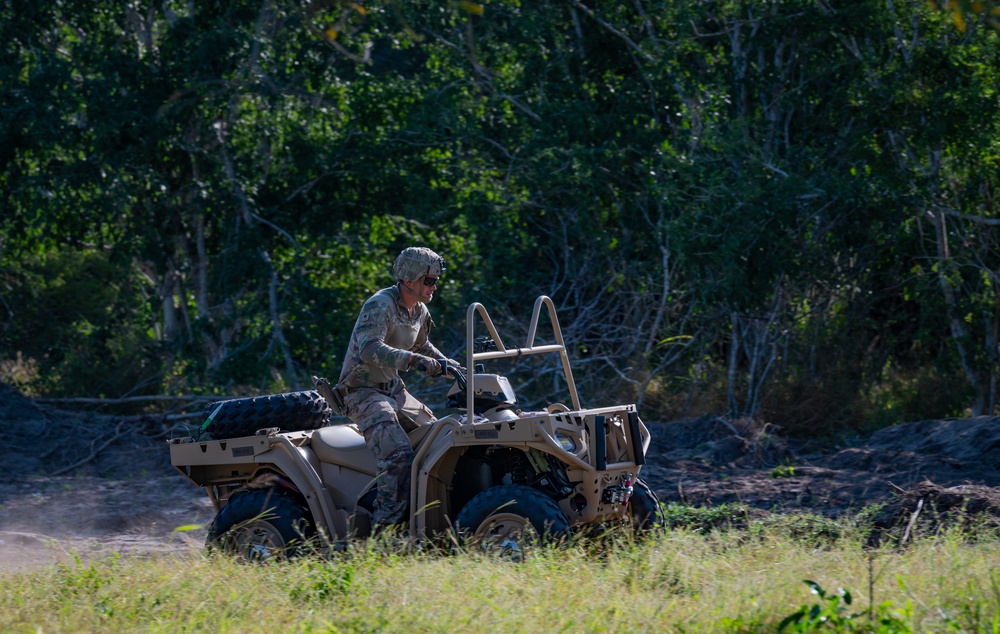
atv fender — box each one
[256,434,349,541]
[410,416,463,535]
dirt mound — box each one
[642,416,1000,519]
[0,382,176,479]
[867,416,1000,464]
[869,480,1000,539]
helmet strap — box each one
[398,279,422,308]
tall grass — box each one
[2,522,1000,633]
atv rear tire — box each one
[627,477,665,532]
[202,390,331,440]
[455,484,570,559]
[206,490,315,561]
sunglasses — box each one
[423,277,439,287]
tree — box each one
[2,0,998,430]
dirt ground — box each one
[3,381,1000,570]
[642,416,1000,520]
[0,383,213,570]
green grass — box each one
[3,522,1000,633]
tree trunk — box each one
[930,206,986,415]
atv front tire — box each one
[206,490,315,561]
[202,390,331,440]
[627,477,665,532]
[455,484,570,559]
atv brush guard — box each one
[463,296,582,414]
[457,296,647,471]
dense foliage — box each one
[2,0,999,435]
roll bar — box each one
[463,296,582,414]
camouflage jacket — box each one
[339,285,446,388]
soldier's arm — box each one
[356,300,418,370]
[413,312,453,365]
[414,340,446,360]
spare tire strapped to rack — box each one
[198,390,332,440]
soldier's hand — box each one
[413,355,443,376]
[441,359,465,379]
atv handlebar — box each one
[416,358,468,391]
[446,362,467,391]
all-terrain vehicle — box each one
[168,296,662,559]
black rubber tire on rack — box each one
[206,489,315,561]
[627,477,666,533]
[455,484,570,559]
[201,390,332,440]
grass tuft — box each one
[3,516,1000,632]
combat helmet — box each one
[393,247,446,281]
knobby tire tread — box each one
[206,489,314,553]
[455,484,570,543]
[202,390,332,439]
[629,477,666,531]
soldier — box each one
[337,247,457,531]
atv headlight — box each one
[555,432,578,452]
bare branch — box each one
[36,395,221,405]
[49,421,130,476]
[251,212,299,247]
[568,0,656,63]
[942,206,1000,226]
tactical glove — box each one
[441,359,466,379]
[412,355,443,376]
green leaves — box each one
[779,580,912,633]
[2,0,999,426]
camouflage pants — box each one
[344,380,434,527]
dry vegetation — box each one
[2,527,1000,633]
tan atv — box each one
[168,296,662,559]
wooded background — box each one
[2,0,999,436]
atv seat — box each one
[311,422,435,476]
[311,425,377,474]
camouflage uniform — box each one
[339,284,446,527]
